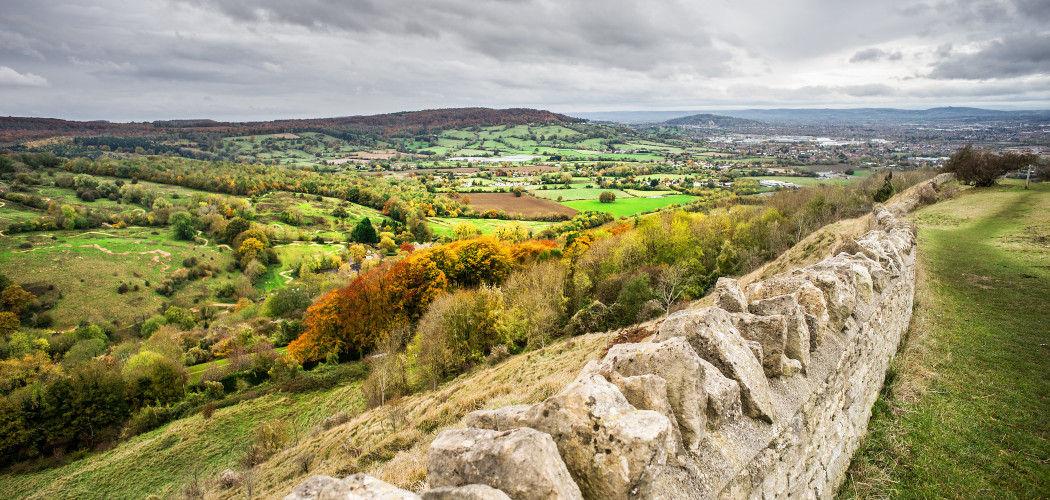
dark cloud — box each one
[850,48,903,63]
[929,33,1050,79]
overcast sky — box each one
[1,0,1048,121]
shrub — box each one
[140,315,167,338]
[263,287,311,318]
[268,355,302,382]
[943,144,1039,187]
[202,380,225,399]
[123,405,171,438]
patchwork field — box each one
[452,192,578,219]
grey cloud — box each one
[183,0,734,74]
[850,48,902,63]
[929,33,1050,79]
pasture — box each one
[561,194,697,217]
[0,227,239,329]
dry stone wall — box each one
[285,175,953,500]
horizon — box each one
[5,104,1050,125]
[1,1,1048,122]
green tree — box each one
[599,191,616,203]
[351,217,379,244]
[170,212,200,240]
[873,171,895,203]
[223,217,251,243]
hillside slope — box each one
[0,183,937,499]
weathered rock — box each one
[782,269,855,332]
[524,373,670,499]
[599,368,686,463]
[422,485,512,500]
[427,427,582,500]
[464,373,672,500]
[462,405,532,431]
[284,474,421,500]
[284,475,340,500]
[713,277,748,313]
[655,307,774,423]
[599,337,710,451]
[696,358,742,428]
[748,294,810,373]
[745,278,830,349]
[217,468,241,489]
[728,312,788,377]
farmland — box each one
[562,194,698,217]
[451,192,578,219]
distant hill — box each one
[0,108,581,144]
[569,107,1050,125]
[663,113,763,127]
[709,107,1050,124]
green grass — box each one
[259,242,347,291]
[0,227,239,328]
[427,218,554,238]
[842,181,1050,498]
[561,194,697,217]
[187,347,288,384]
[0,377,366,500]
[528,187,632,201]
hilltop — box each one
[0,108,581,144]
[662,113,763,128]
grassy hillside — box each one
[842,180,1050,498]
[0,332,616,499]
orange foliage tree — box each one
[289,236,522,362]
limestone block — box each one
[748,294,810,373]
[655,307,774,423]
[599,337,710,450]
[713,277,748,313]
[422,485,512,500]
[284,476,340,500]
[728,312,789,377]
[523,372,671,500]
[602,369,687,463]
[284,474,421,500]
[745,278,830,348]
[427,427,582,500]
[696,358,742,428]
[462,405,532,431]
[788,269,855,332]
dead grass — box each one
[210,330,614,499]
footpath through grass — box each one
[842,181,1050,498]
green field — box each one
[259,242,347,291]
[751,175,861,186]
[528,187,632,201]
[843,181,1050,498]
[0,227,239,328]
[427,218,554,238]
[562,194,696,217]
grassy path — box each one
[842,181,1050,498]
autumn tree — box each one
[599,191,616,203]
